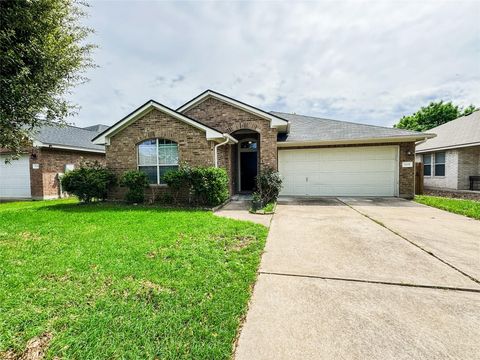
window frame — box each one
[433,151,446,177]
[137,138,179,185]
[423,154,432,177]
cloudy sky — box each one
[69,0,480,128]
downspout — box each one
[214,134,230,168]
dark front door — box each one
[240,152,257,191]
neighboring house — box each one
[93,90,432,200]
[0,125,106,200]
[416,110,480,191]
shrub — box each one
[255,168,282,205]
[61,161,116,203]
[164,165,229,206]
[120,170,149,203]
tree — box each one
[394,101,477,132]
[0,0,95,159]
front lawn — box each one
[415,195,480,220]
[0,200,268,359]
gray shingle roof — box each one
[416,110,480,152]
[33,125,105,152]
[272,112,428,143]
[83,124,110,133]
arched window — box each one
[138,139,178,184]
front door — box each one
[239,139,258,192]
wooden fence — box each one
[415,162,424,195]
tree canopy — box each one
[0,0,95,158]
[394,101,477,132]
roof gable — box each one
[177,90,289,130]
[92,100,228,145]
[416,110,480,152]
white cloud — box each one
[69,0,480,128]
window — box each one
[138,139,178,184]
[423,154,432,176]
[434,152,445,177]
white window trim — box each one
[138,139,179,185]
[423,154,433,177]
[433,151,446,178]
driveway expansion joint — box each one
[336,198,480,286]
[258,271,480,293]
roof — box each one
[177,89,289,130]
[83,124,110,133]
[32,125,105,153]
[92,99,236,145]
[272,112,433,146]
[416,110,480,153]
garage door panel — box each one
[279,146,398,197]
[0,155,31,198]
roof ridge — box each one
[271,111,420,134]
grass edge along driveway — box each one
[415,195,480,220]
[0,199,268,359]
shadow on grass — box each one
[36,202,209,214]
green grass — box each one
[262,202,276,213]
[415,195,480,220]
[0,199,268,359]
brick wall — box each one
[278,142,416,198]
[30,148,105,199]
[183,97,278,171]
[106,109,215,201]
[457,146,480,190]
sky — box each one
[68,0,480,128]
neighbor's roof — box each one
[83,124,110,133]
[416,110,480,153]
[272,112,433,146]
[33,125,106,153]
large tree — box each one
[0,0,95,158]
[394,101,477,132]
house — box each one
[0,125,106,200]
[93,90,433,200]
[416,110,480,191]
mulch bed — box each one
[424,189,480,201]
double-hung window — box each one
[434,152,445,177]
[423,154,432,176]
[138,139,178,184]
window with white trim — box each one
[423,154,432,176]
[138,139,178,184]
[434,152,445,177]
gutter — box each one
[214,134,237,167]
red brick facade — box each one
[183,97,278,171]
[103,97,417,200]
[106,109,216,201]
[30,148,105,199]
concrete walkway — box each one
[235,198,480,360]
[214,200,272,227]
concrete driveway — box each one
[235,198,480,360]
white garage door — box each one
[0,155,31,198]
[278,146,398,197]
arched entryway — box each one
[231,129,260,193]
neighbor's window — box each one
[423,154,432,176]
[434,152,445,177]
[138,139,178,184]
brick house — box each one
[92,90,433,201]
[416,110,480,190]
[0,125,106,200]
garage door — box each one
[0,155,31,198]
[278,146,398,196]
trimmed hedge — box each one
[164,165,229,206]
[120,170,149,203]
[61,161,116,203]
